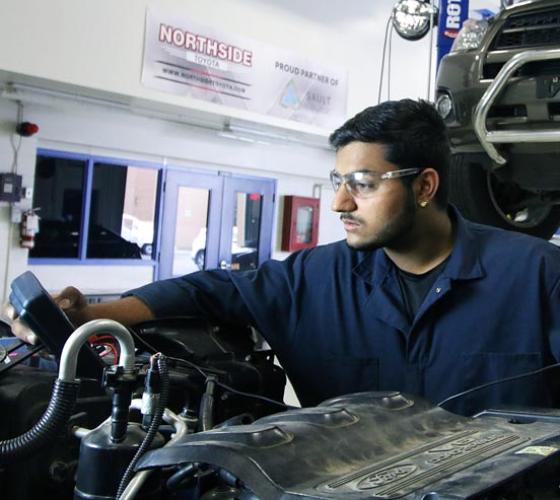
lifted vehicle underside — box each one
[436,0,560,238]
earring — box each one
[419,200,428,208]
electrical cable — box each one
[115,324,560,416]
[116,354,169,499]
[10,135,22,175]
[98,343,118,364]
[90,334,119,363]
[2,220,14,308]
[426,0,436,100]
[214,379,298,410]
[10,102,23,174]
[387,21,393,100]
[126,326,159,354]
[3,101,23,306]
[377,14,394,103]
[127,326,295,410]
[208,329,229,353]
[168,355,294,409]
[0,342,45,376]
[166,355,211,382]
[436,360,560,410]
[169,354,295,408]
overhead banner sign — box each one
[141,8,348,129]
[437,0,470,65]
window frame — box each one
[29,149,163,268]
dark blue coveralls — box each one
[127,208,560,415]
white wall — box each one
[0,0,479,299]
[0,95,341,299]
[0,101,37,299]
[0,0,436,122]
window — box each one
[31,155,87,258]
[230,192,262,270]
[89,162,158,259]
[30,150,160,263]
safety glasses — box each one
[329,168,421,199]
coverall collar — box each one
[353,205,486,285]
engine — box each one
[2,271,560,500]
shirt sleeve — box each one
[123,251,308,339]
[547,274,560,361]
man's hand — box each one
[52,286,92,325]
[2,288,155,346]
[1,286,91,345]
[1,302,38,344]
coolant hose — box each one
[0,378,79,463]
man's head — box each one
[328,99,451,251]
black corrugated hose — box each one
[0,379,80,463]
[115,354,169,500]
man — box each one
[7,99,560,415]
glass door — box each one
[219,175,275,271]
[158,169,223,279]
[158,170,276,279]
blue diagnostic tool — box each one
[9,271,104,379]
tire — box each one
[194,250,205,270]
[449,153,560,239]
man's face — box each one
[331,141,417,251]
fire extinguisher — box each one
[20,209,40,249]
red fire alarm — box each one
[16,122,39,137]
[281,196,320,252]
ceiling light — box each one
[392,0,438,41]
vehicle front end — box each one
[436,0,560,238]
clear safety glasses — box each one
[329,168,421,199]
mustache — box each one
[340,213,363,224]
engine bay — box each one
[1,272,560,499]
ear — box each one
[415,168,439,206]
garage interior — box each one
[5,1,560,499]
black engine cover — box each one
[137,391,560,499]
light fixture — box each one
[219,120,331,148]
[392,0,438,41]
[1,82,130,112]
[1,82,332,149]
[435,93,453,119]
[218,122,270,145]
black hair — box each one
[329,99,450,209]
